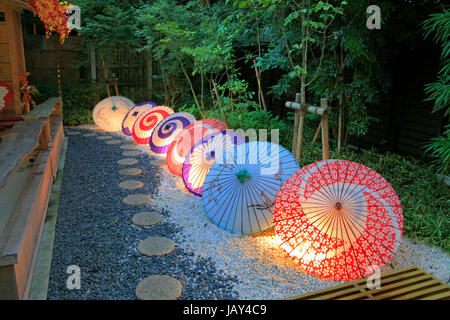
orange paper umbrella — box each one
[149,112,196,157]
[273,160,403,281]
[122,102,157,136]
[166,118,227,176]
[93,96,134,132]
[132,106,174,145]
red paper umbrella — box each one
[132,106,174,145]
[166,118,227,176]
[149,112,196,157]
[0,82,14,114]
[273,159,403,281]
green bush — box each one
[33,82,100,126]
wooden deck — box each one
[287,266,450,300]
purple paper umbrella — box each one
[149,112,196,157]
[182,130,246,196]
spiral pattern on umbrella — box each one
[166,118,227,176]
[182,130,246,196]
[149,112,196,157]
[132,106,174,145]
[122,102,156,136]
[273,159,403,281]
[93,96,134,132]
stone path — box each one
[112,138,182,300]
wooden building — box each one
[0,0,64,300]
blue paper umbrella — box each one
[202,141,299,234]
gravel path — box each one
[48,125,449,300]
[47,127,239,300]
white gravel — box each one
[78,125,450,299]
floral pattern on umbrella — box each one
[273,159,403,281]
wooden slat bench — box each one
[287,266,450,300]
[0,120,49,190]
[0,97,64,299]
[24,97,63,146]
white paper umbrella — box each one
[202,141,300,234]
[122,102,157,136]
[182,130,246,196]
[93,96,134,132]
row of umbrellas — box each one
[92,96,404,281]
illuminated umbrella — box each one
[202,141,299,234]
[273,159,403,281]
[93,96,134,132]
[166,119,227,176]
[182,130,246,196]
[132,106,174,145]
[0,82,13,114]
[122,102,157,136]
[149,112,196,157]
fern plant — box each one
[423,8,450,174]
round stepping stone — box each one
[138,237,175,257]
[117,158,138,166]
[119,168,142,176]
[123,194,152,206]
[132,212,163,227]
[119,180,144,190]
[120,144,138,150]
[83,133,96,137]
[97,136,112,140]
[122,150,141,157]
[136,275,182,300]
[106,139,122,145]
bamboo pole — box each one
[321,98,329,160]
[291,93,301,157]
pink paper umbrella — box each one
[166,118,227,176]
[273,159,403,281]
[182,130,246,196]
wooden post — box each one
[90,44,97,83]
[312,122,321,143]
[291,93,301,157]
[112,73,119,96]
[296,110,306,162]
[147,53,153,100]
[321,98,329,160]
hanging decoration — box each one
[0,82,13,114]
